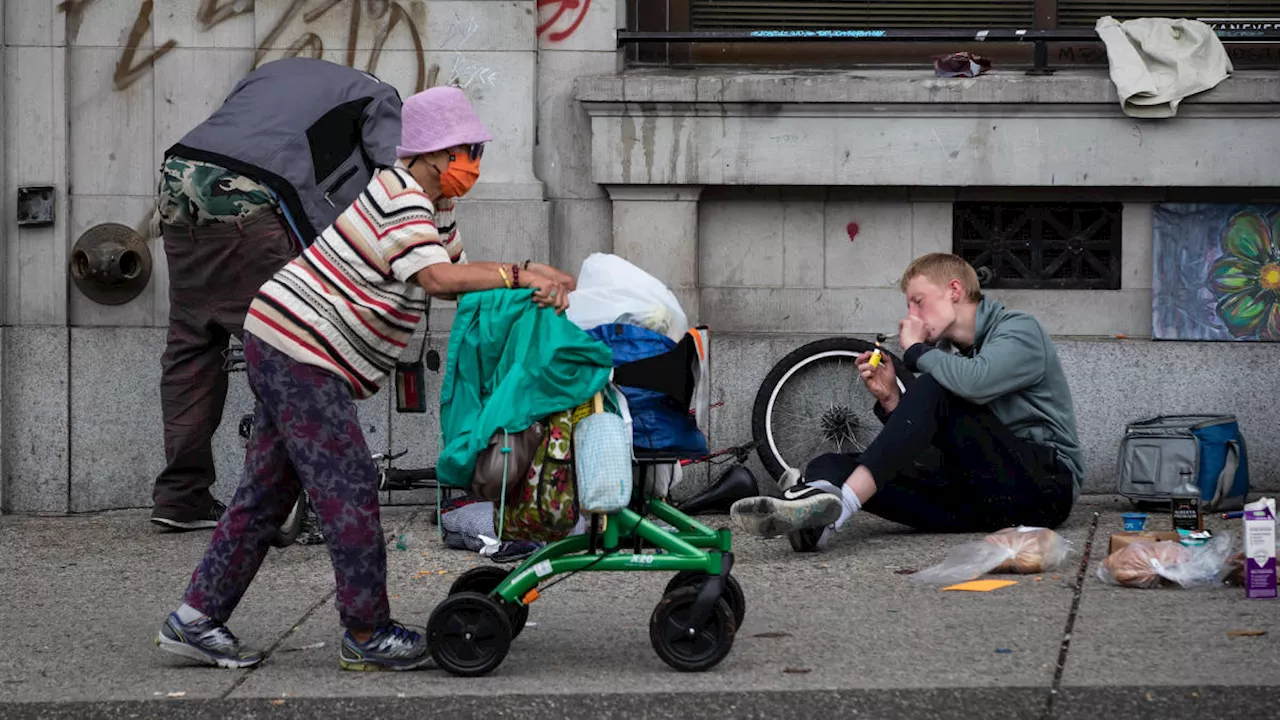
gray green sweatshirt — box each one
[907,297,1084,496]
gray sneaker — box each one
[730,480,843,538]
[339,621,434,671]
[155,612,264,669]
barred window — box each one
[952,202,1123,290]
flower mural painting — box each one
[1153,204,1280,342]
[1208,212,1280,340]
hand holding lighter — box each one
[869,332,887,368]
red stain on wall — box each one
[846,222,860,242]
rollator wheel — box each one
[427,591,513,677]
[649,585,736,672]
[664,571,746,630]
[449,566,529,639]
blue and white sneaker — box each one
[156,612,264,669]
[339,621,434,672]
[730,480,844,541]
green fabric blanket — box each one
[436,288,614,489]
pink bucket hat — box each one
[395,86,493,158]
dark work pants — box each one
[804,375,1075,532]
[153,210,298,517]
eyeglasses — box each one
[454,143,484,162]
[410,143,485,168]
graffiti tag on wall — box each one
[536,0,591,43]
[254,0,428,89]
[442,9,499,89]
[61,0,434,93]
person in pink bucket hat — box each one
[154,86,577,673]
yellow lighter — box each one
[869,332,888,368]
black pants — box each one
[804,375,1074,532]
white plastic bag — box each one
[566,253,688,342]
[1097,533,1236,589]
[910,527,1072,585]
[1158,534,1236,588]
[910,542,1016,585]
[984,526,1072,574]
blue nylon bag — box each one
[586,324,708,455]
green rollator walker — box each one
[424,328,745,677]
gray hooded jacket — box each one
[167,58,403,245]
[907,297,1086,497]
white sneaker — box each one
[729,480,843,539]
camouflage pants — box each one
[154,155,275,228]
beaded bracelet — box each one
[512,264,520,289]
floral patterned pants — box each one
[182,332,390,632]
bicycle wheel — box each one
[751,337,912,482]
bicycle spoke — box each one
[760,343,903,478]
[773,409,828,425]
[782,422,831,451]
[780,432,831,463]
[832,433,849,454]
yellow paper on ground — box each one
[941,579,1018,592]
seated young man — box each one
[731,252,1083,552]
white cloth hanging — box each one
[1095,16,1233,118]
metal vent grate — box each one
[953,202,1123,290]
[1057,2,1279,28]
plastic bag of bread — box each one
[984,527,1071,574]
[911,526,1072,585]
[1097,534,1235,589]
[1097,541,1191,588]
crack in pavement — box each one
[217,509,428,700]
[1041,510,1101,720]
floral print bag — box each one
[494,401,591,542]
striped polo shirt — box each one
[243,164,464,398]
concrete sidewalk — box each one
[2,496,1277,719]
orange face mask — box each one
[438,145,483,198]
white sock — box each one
[176,603,206,624]
[835,484,862,530]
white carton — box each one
[1243,497,1276,599]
